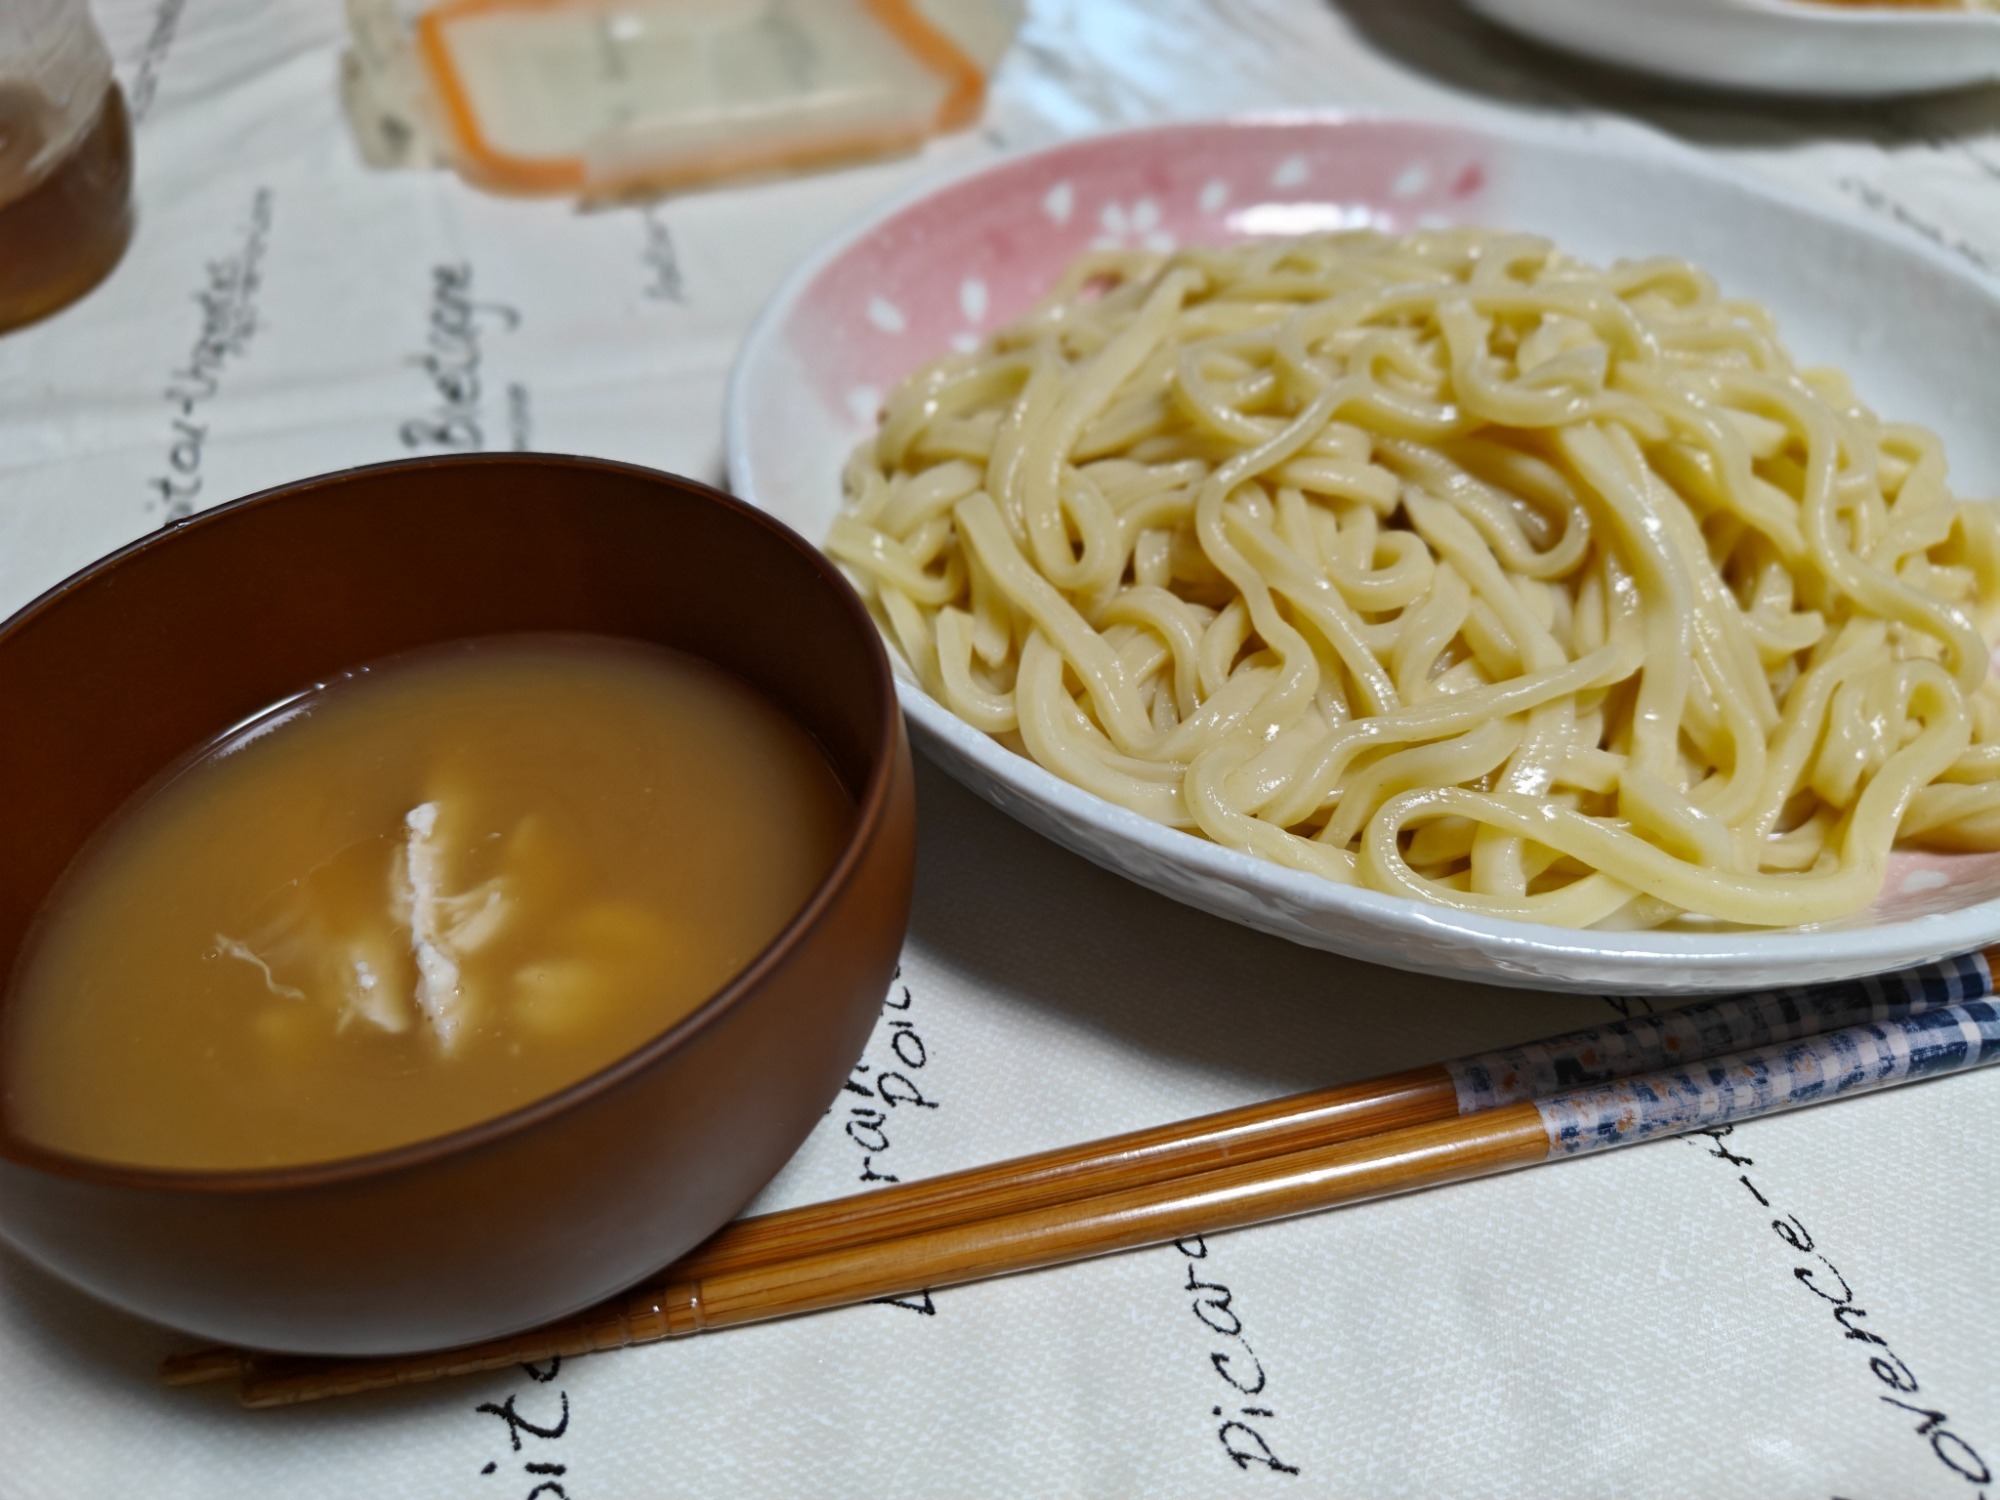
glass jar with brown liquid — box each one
[0,0,133,335]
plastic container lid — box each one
[410,0,1001,197]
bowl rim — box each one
[1579,0,2000,32]
[0,452,905,1193]
[724,110,2000,989]
[1460,0,2000,101]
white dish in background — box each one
[1464,0,2000,98]
[726,115,2000,993]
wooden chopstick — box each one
[157,1069,1454,1380]
[608,945,2000,1283]
[160,1066,1458,1390]
[162,948,1997,1404]
[230,993,2000,1407]
[230,1106,1552,1407]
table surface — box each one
[3,3,1999,1497]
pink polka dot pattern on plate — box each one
[731,114,2000,990]
[794,118,1495,421]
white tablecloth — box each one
[3,2,1997,1495]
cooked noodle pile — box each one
[829,229,2000,928]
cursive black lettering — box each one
[475,1390,569,1450]
[1692,1125,1753,1168]
[874,1071,936,1109]
[400,262,521,453]
[640,207,686,302]
[1870,1350,1920,1395]
[1217,1421,1299,1476]
[1932,1429,1994,1485]
[1794,1254,1853,1307]
[843,976,943,1214]
[1173,1238,1295,1475]
[1771,1213,1813,1253]
[147,189,271,523]
[889,1023,927,1069]
[1832,1304,1887,1348]
[844,1110,891,1154]
[1211,1347,1267,1396]
[1683,1111,1990,1492]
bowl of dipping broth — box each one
[0,454,915,1356]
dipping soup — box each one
[2,634,853,1170]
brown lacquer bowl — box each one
[0,455,915,1356]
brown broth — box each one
[0,84,133,335]
[2,635,853,1170]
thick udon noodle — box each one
[829,229,2000,928]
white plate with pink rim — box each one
[725,113,2000,993]
[1464,0,2000,99]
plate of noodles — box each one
[726,114,2000,992]
[1462,0,2000,98]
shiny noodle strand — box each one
[829,229,2000,928]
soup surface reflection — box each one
[4,634,852,1170]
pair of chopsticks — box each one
[166,947,2000,1408]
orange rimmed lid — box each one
[414,0,988,197]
